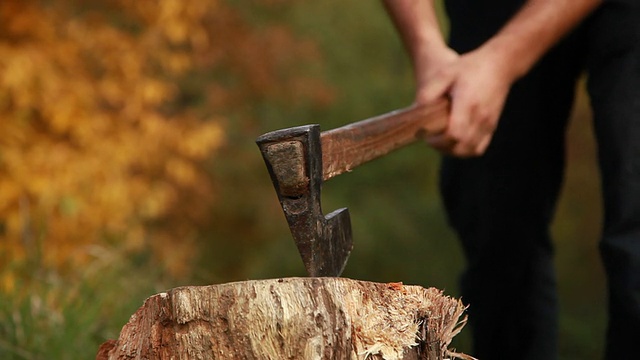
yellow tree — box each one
[0,0,332,290]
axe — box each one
[256,98,449,277]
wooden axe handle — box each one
[320,98,450,181]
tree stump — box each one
[97,277,473,360]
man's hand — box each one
[415,46,516,157]
[384,0,602,157]
[383,0,512,157]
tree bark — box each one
[97,277,473,360]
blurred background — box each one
[0,1,605,359]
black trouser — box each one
[441,1,640,359]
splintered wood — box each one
[97,278,474,360]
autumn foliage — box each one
[0,0,332,290]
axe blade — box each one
[322,207,352,276]
[256,125,353,277]
[256,99,450,277]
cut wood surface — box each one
[97,277,474,360]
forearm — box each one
[382,0,448,73]
[483,0,602,80]
[383,0,603,157]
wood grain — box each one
[320,99,449,181]
[97,277,473,360]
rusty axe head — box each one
[256,125,352,277]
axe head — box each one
[256,125,352,277]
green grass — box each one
[0,248,177,359]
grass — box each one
[0,246,177,360]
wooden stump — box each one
[97,277,473,360]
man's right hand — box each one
[383,0,602,158]
[414,44,516,157]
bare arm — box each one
[382,0,456,97]
[382,1,451,77]
[383,0,602,157]
[484,0,602,80]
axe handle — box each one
[320,98,450,181]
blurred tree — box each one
[0,0,332,290]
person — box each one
[382,0,640,359]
